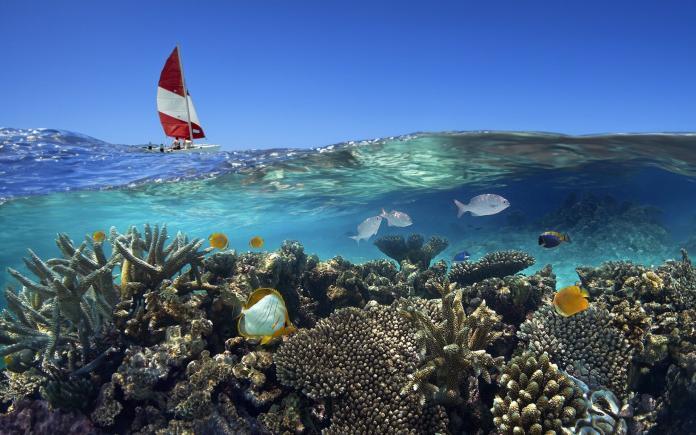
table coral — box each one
[448,250,535,286]
[373,233,449,270]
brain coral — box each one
[492,351,587,434]
[274,303,448,434]
[517,305,633,397]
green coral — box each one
[491,351,588,434]
[399,283,504,405]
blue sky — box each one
[2,1,695,149]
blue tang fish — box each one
[453,250,471,262]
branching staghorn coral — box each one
[2,234,120,367]
[111,223,212,295]
[399,282,504,405]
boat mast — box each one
[176,44,194,143]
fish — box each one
[249,236,264,249]
[379,209,413,227]
[349,215,383,243]
[453,250,471,262]
[92,230,106,243]
[538,231,571,248]
[3,349,34,373]
[208,232,229,250]
[552,285,589,317]
[454,194,510,217]
[237,288,297,344]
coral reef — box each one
[112,223,212,294]
[448,250,535,286]
[458,265,556,326]
[226,339,283,409]
[202,250,237,280]
[2,234,119,365]
[517,306,633,397]
[257,393,305,434]
[573,252,696,432]
[90,381,122,428]
[373,233,448,270]
[491,351,587,434]
[398,283,504,405]
[167,350,235,419]
[1,225,694,433]
[275,303,449,434]
[0,400,97,434]
[111,322,210,401]
[566,371,628,435]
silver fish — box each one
[350,215,383,243]
[454,194,510,217]
[379,209,413,227]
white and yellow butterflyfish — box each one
[237,288,297,345]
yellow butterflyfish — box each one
[249,236,264,249]
[208,232,229,250]
[92,230,106,243]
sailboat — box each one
[148,46,220,153]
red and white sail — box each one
[157,47,205,140]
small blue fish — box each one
[453,250,471,262]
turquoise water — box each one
[1,129,695,294]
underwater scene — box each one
[0,127,695,434]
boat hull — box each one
[142,144,221,153]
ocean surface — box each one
[1,127,696,294]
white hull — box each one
[143,144,221,153]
